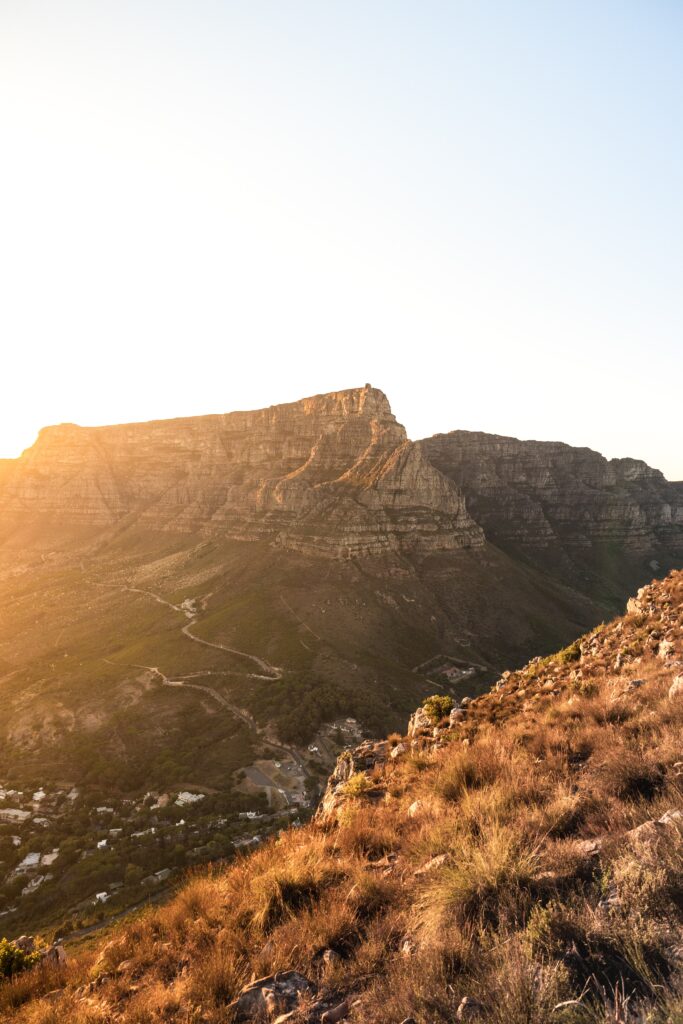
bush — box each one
[418,822,539,930]
[422,695,454,725]
[556,640,581,665]
[0,938,42,979]
[341,772,373,797]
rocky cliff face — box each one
[421,431,683,589]
[3,390,680,574]
[0,387,483,558]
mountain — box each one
[0,385,681,939]
[422,429,683,601]
[4,570,682,1023]
[0,386,482,557]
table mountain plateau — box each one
[0,386,482,558]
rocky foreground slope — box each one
[4,571,683,1023]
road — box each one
[95,578,309,789]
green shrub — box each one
[422,695,454,725]
[341,772,373,797]
[556,640,581,665]
[0,938,42,979]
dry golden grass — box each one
[3,571,683,1023]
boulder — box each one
[625,810,682,849]
[669,676,683,700]
[574,838,603,858]
[456,995,486,1019]
[228,971,315,1020]
[42,944,67,967]
[407,706,432,737]
[321,999,349,1023]
[659,639,676,660]
[390,743,407,759]
[414,853,447,876]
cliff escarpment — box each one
[0,387,483,558]
[422,430,683,596]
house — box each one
[0,808,31,824]
[22,875,46,896]
[175,791,205,807]
[15,851,41,873]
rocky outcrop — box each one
[228,971,315,1020]
[407,706,432,737]
[0,387,483,559]
[3,387,680,580]
[422,430,683,587]
[315,740,388,824]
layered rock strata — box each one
[422,431,683,563]
[0,387,483,558]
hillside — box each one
[0,386,681,940]
[2,569,682,1022]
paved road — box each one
[244,765,291,806]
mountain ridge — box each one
[0,386,483,559]
[2,383,681,580]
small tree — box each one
[422,694,454,725]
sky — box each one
[1,1,682,477]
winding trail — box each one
[89,577,308,797]
[123,584,283,680]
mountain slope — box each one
[4,570,682,1023]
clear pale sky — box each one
[1,1,682,477]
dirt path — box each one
[96,581,307,770]
[138,662,305,799]
[180,620,281,680]
[122,584,283,680]
[89,577,307,792]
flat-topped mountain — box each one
[0,386,482,558]
[2,386,680,581]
